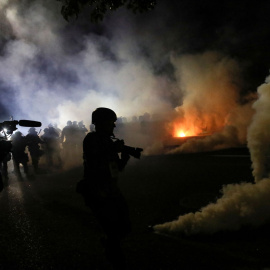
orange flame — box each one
[178,131,186,137]
[172,122,200,138]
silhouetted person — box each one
[53,123,62,137]
[41,127,62,168]
[48,123,61,135]
[0,135,12,185]
[11,131,29,176]
[78,107,131,270]
[61,120,76,161]
[0,151,10,187]
[25,127,43,172]
[61,120,73,144]
[0,152,10,180]
[78,121,88,140]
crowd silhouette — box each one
[0,120,89,181]
[0,112,153,183]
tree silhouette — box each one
[58,0,157,22]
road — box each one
[1,150,270,270]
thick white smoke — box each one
[155,179,270,235]
[247,78,270,182]
[154,76,270,236]
[0,0,174,133]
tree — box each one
[58,0,157,22]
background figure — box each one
[11,131,29,177]
[0,134,11,182]
[61,120,76,163]
[41,126,62,168]
[0,134,12,183]
[0,151,11,181]
[25,127,44,173]
[52,123,62,137]
[78,107,131,270]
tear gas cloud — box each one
[247,78,270,182]
[0,0,256,154]
[146,52,255,154]
[0,1,173,133]
[154,76,270,236]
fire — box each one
[172,122,199,138]
[178,131,186,137]
[170,115,212,138]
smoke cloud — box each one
[154,76,270,236]
[162,52,255,154]
[0,0,256,155]
[247,78,270,182]
[0,0,174,132]
[155,179,270,235]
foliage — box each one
[58,0,157,22]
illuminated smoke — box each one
[0,0,174,132]
[154,179,270,235]
[0,1,257,157]
[162,52,255,154]
[247,77,270,182]
[154,76,270,236]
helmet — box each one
[92,107,117,124]
[28,127,36,133]
[14,131,22,137]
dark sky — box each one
[0,0,270,125]
[133,0,270,88]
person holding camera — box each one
[79,107,131,270]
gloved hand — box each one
[112,139,125,152]
[121,151,130,163]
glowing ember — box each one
[172,122,200,138]
[178,131,186,137]
[173,123,196,138]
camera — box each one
[122,145,143,159]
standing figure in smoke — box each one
[78,107,131,270]
[0,138,11,186]
[52,123,62,137]
[61,120,76,163]
[11,131,29,177]
[25,127,44,173]
[0,149,11,181]
[41,126,62,169]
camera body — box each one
[122,145,143,159]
